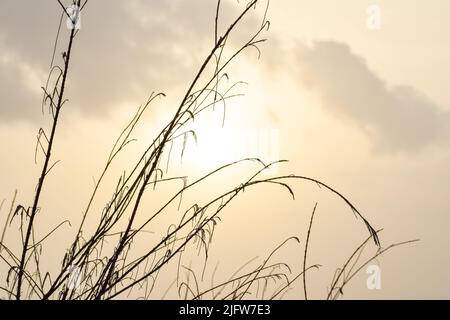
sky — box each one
[0,0,449,299]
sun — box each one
[181,113,239,171]
[179,110,280,174]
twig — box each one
[303,202,317,300]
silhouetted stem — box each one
[16,1,80,299]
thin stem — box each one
[303,202,317,300]
[16,0,80,299]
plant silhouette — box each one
[0,0,416,300]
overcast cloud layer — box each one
[1,0,450,300]
[1,1,448,155]
[294,41,450,153]
[0,0,251,122]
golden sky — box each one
[0,0,449,299]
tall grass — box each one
[0,0,415,300]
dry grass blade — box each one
[303,202,318,300]
[0,0,416,301]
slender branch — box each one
[16,0,81,300]
[303,202,317,300]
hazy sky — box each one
[0,0,449,299]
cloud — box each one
[0,42,46,122]
[0,0,258,122]
[294,41,450,153]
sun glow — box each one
[180,110,280,173]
